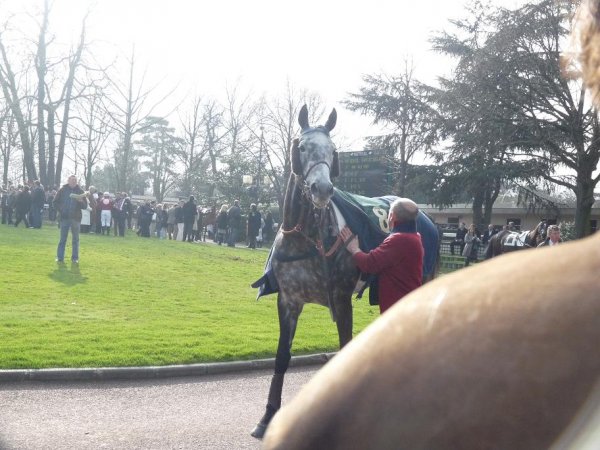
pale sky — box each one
[3,0,523,148]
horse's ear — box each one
[291,138,302,175]
[298,104,309,131]
[324,108,337,132]
[331,151,340,178]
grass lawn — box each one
[0,224,381,369]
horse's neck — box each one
[282,175,323,242]
[527,224,541,244]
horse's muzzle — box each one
[310,181,334,209]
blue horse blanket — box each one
[252,189,439,306]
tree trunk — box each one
[56,23,86,187]
[118,59,135,193]
[0,41,37,181]
[395,132,408,196]
[46,104,56,187]
[483,178,501,226]
[472,188,485,229]
[1,116,14,185]
[36,0,49,186]
[574,173,595,238]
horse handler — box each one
[340,197,423,314]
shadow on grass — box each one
[49,262,88,285]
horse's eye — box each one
[299,144,306,152]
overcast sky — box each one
[3,0,523,148]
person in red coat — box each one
[340,198,424,314]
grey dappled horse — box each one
[250,105,358,438]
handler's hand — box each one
[340,226,360,255]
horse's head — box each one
[291,104,340,209]
[532,221,547,246]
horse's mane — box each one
[282,174,304,230]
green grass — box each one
[0,224,380,369]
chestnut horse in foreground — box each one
[263,232,600,450]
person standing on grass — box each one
[7,186,17,225]
[216,204,228,245]
[174,200,185,241]
[14,186,32,228]
[138,200,155,238]
[227,200,241,247]
[86,186,98,233]
[462,223,481,266]
[246,203,262,249]
[98,192,113,235]
[53,175,87,263]
[182,195,197,243]
[155,204,168,239]
[166,203,176,240]
[30,180,45,228]
[196,206,204,242]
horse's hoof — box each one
[250,422,267,439]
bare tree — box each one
[202,99,227,200]
[0,103,18,185]
[0,29,36,181]
[217,83,259,200]
[176,95,210,196]
[35,0,49,185]
[52,17,89,187]
[101,47,175,192]
[258,82,324,211]
[69,86,110,188]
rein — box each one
[279,186,342,259]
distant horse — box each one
[250,105,439,439]
[485,221,546,259]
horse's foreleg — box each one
[251,296,300,439]
[335,296,353,348]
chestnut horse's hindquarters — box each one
[262,233,600,450]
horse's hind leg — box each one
[251,295,301,439]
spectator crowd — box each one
[1,181,277,248]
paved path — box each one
[0,366,318,450]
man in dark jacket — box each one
[246,203,262,249]
[53,175,87,263]
[6,186,17,224]
[450,222,467,255]
[227,200,242,247]
[482,224,496,245]
[14,186,32,228]
[30,180,46,228]
[182,196,198,242]
[113,192,131,237]
[137,200,155,237]
[1,187,9,224]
